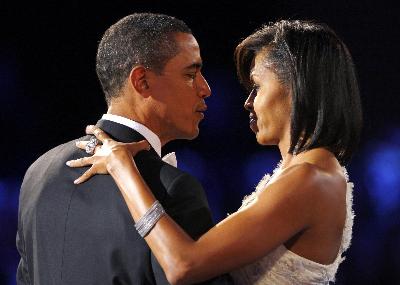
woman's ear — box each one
[129,66,150,96]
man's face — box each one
[146,33,211,144]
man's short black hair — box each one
[96,13,192,104]
[235,20,362,165]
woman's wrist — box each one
[107,149,137,176]
[107,148,156,218]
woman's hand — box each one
[66,125,150,184]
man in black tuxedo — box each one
[16,13,232,285]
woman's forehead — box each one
[251,47,292,85]
[251,52,273,78]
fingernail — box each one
[66,161,71,166]
[74,179,79,184]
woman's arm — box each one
[67,126,318,285]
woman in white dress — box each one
[67,20,362,284]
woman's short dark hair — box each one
[235,20,362,165]
[96,13,192,104]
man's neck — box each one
[107,99,174,146]
[102,112,162,157]
[106,105,154,134]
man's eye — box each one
[187,73,196,79]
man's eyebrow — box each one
[184,62,203,70]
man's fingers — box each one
[66,156,93,167]
[73,166,97,184]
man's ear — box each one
[129,66,150,96]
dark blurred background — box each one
[1,1,399,284]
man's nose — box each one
[197,73,211,98]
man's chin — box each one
[183,127,200,141]
[188,130,200,140]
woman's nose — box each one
[244,88,256,111]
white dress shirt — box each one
[101,114,162,157]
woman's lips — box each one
[249,114,258,132]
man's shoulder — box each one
[22,136,90,185]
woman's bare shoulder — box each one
[263,162,346,204]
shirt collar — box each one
[101,114,162,157]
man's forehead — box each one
[175,33,201,55]
[174,32,199,47]
[155,33,202,71]
[166,39,203,70]
[164,51,202,71]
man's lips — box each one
[196,112,205,119]
[195,105,207,119]
[196,105,208,112]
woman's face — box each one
[244,51,292,146]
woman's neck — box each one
[280,147,339,171]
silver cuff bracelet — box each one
[135,200,166,238]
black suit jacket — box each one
[17,119,232,285]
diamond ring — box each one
[85,137,99,154]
